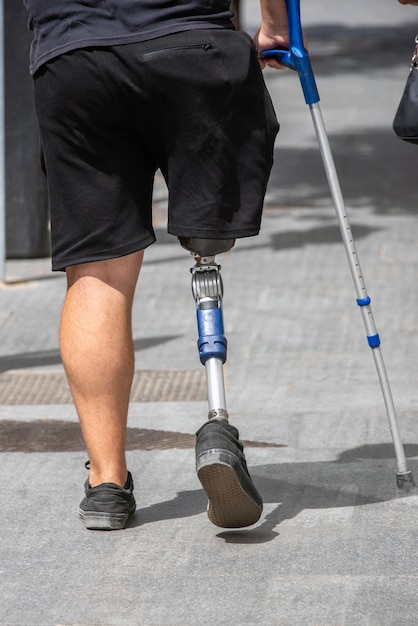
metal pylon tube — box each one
[205,357,228,420]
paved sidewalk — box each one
[1,1,418,624]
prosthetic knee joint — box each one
[179,237,235,422]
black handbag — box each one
[393,35,418,144]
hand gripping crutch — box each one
[262,0,415,491]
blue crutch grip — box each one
[260,0,320,105]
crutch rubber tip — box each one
[396,471,416,493]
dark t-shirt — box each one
[24,0,234,74]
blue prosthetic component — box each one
[367,334,381,348]
[196,305,227,365]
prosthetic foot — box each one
[179,237,263,528]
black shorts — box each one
[33,29,279,271]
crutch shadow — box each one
[128,443,418,536]
[216,443,418,544]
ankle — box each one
[87,461,128,488]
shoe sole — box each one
[78,508,130,531]
[197,449,262,528]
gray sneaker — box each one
[79,470,136,530]
[196,420,263,528]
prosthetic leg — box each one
[179,237,234,421]
[179,237,263,528]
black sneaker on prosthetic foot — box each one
[79,470,136,530]
[196,420,263,528]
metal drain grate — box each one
[0,421,196,452]
[0,369,207,406]
[130,369,206,403]
[0,420,286,453]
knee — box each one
[65,251,144,294]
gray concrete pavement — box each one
[1,1,418,624]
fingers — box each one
[265,58,287,70]
[257,52,287,71]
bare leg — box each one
[60,251,144,488]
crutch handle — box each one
[260,0,320,105]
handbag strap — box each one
[411,36,418,70]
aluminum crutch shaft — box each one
[310,101,411,484]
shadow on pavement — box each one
[129,443,418,542]
[268,129,417,215]
[298,23,415,75]
[0,335,181,373]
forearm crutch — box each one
[262,0,415,491]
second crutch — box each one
[262,0,414,491]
